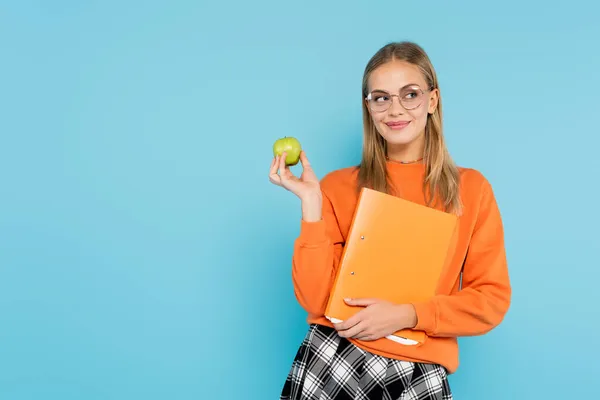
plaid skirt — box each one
[280,324,452,400]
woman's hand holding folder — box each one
[333,298,418,342]
[269,150,323,222]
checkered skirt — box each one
[280,324,452,400]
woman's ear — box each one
[428,88,439,114]
[365,98,373,116]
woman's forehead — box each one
[368,61,426,91]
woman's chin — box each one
[382,131,420,146]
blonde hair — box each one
[357,41,462,215]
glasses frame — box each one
[365,85,435,112]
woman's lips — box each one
[386,121,411,130]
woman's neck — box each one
[386,139,425,164]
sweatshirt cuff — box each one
[412,299,437,334]
[297,219,328,245]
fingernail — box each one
[344,298,351,302]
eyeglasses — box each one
[365,85,433,112]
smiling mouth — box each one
[386,121,411,130]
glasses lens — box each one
[400,86,424,109]
[368,90,391,111]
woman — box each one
[269,41,511,400]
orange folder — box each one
[324,187,458,345]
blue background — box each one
[1,1,599,399]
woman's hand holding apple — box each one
[269,151,323,222]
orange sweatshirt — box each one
[291,160,511,374]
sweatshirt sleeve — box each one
[291,190,345,316]
[412,177,512,337]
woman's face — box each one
[366,60,439,152]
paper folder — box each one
[324,187,458,345]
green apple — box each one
[273,136,302,166]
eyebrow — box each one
[370,83,422,92]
